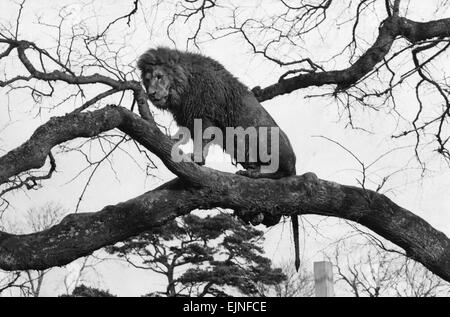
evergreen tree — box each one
[107,213,285,297]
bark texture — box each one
[0,107,449,283]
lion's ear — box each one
[166,50,180,66]
[172,65,189,82]
[146,52,155,61]
[137,51,156,71]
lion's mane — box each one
[137,47,249,129]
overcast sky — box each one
[0,0,449,296]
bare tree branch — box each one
[0,3,450,291]
[253,16,450,101]
[0,107,449,283]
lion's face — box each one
[142,65,172,108]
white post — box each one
[314,261,334,297]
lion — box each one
[137,47,296,177]
[137,47,300,270]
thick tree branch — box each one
[0,106,211,188]
[253,16,450,102]
[0,109,449,282]
[0,173,449,283]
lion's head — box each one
[141,65,171,108]
[137,48,188,110]
[137,47,249,128]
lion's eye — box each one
[156,74,162,80]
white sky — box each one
[0,0,449,296]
